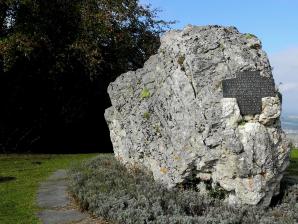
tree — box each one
[0,0,172,152]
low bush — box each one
[69,154,298,224]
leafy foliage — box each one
[140,87,151,99]
[0,0,172,152]
[143,111,150,120]
[69,155,298,224]
[244,33,257,39]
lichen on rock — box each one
[105,25,290,206]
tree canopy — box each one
[0,0,172,152]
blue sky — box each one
[140,0,298,114]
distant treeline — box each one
[0,0,172,153]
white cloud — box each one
[279,83,298,92]
[270,47,298,85]
[269,47,298,114]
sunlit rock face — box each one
[105,25,290,206]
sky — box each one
[140,0,298,114]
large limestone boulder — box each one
[105,25,290,206]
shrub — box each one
[140,88,151,99]
[143,112,150,120]
[69,154,298,224]
[177,55,185,66]
[177,55,185,71]
[244,33,257,39]
[237,118,247,126]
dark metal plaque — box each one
[222,71,275,115]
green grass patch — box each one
[290,148,298,159]
[0,153,97,224]
[287,148,298,176]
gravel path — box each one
[37,169,106,224]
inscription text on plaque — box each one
[222,71,276,115]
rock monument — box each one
[105,25,290,206]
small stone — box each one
[243,115,254,121]
[259,97,281,125]
[197,182,209,195]
[197,173,212,181]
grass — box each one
[0,153,97,224]
[290,148,298,159]
[287,148,298,176]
